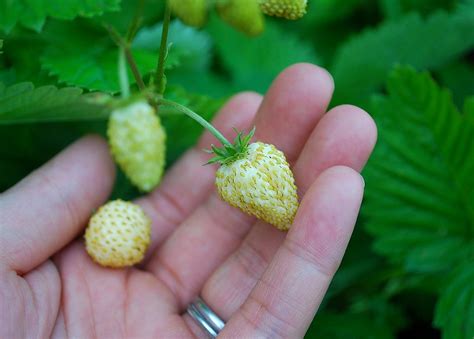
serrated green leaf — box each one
[0,0,121,33]
[331,3,474,106]
[40,21,180,93]
[434,261,474,339]
[207,14,319,93]
[363,67,474,277]
[0,82,111,124]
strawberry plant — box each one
[1,0,473,338]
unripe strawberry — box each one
[85,200,151,268]
[211,130,298,231]
[259,0,308,20]
[108,100,166,192]
[168,0,208,27]
[217,0,264,36]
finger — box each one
[23,261,61,337]
[201,105,377,319]
[0,260,61,339]
[254,63,335,163]
[294,105,378,192]
[220,166,364,338]
[146,63,334,307]
[0,135,115,273]
[137,92,263,259]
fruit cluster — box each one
[84,0,307,268]
[169,0,308,35]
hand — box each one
[0,64,377,338]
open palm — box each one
[0,64,377,338]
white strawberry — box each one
[168,0,208,27]
[211,130,299,230]
[216,0,265,36]
[259,0,308,20]
[85,200,151,268]
[108,100,166,192]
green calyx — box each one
[156,98,256,166]
[206,127,256,165]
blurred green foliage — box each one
[0,0,473,337]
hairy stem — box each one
[154,4,171,94]
[157,99,232,147]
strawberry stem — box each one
[118,47,130,98]
[154,4,171,94]
[157,99,232,147]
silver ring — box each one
[187,297,225,338]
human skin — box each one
[0,63,377,338]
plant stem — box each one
[118,47,130,98]
[124,47,146,91]
[105,24,146,91]
[126,0,145,42]
[154,4,171,93]
[157,99,232,147]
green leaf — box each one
[134,20,212,71]
[331,3,474,106]
[305,0,369,24]
[134,20,228,98]
[465,96,474,123]
[207,14,319,93]
[98,0,164,34]
[0,82,111,124]
[363,66,474,275]
[168,70,237,98]
[379,0,457,18]
[437,61,474,109]
[0,0,121,33]
[1,34,56,86]
[434,261,474,339]
[41,21,180,93]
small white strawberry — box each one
[259,0,308,20]
[216,0,265,36]
[211,129,299,231]
[108,100,166,192]
[85,200,151,268]
[168,0,208,27]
